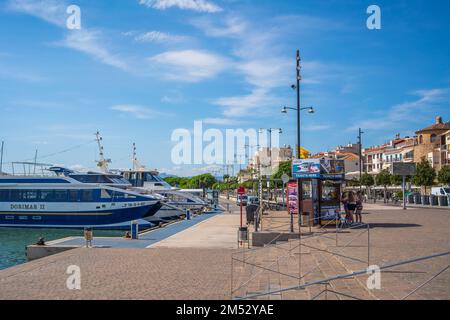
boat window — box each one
[0,189,9,201]
[69,190,79,201]
[81,190,94,201]
[144,173,159,182]
[109,177,130,185]
[40,190,54,201]
[70,174,111,184]
[54,190,68,202]
[22,190,39,200]
[10,190,21,201]
[101,189,111,199]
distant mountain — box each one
[159,172,177,179]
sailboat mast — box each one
[0,141,4,174]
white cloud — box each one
[139,0,222,13]
[148,50,229,82]
[349,88,450,131]
[111,104,166,119]
[213,89,280,118]
[191,16,247,38]
[303,124,332,132]
[8,1,130,72]
[123,30,188,43]
[202,118,243,126]
[6,0,67,27]
[59,29,129,71]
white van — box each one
[431,187,450,196]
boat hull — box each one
[0,201,162,228]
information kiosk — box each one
[290,159,345,226]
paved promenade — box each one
[0,201,448,300]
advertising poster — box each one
[320,205,340,221]
[287,181,298,215]
[292,159,321,179]
[320,159,345,180]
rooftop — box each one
[416,116,450,133]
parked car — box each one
[236,195,248,206]
[431,187,450,196]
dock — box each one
[26,209,226,260]
[0,200,449,300]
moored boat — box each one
[0,175,162,228]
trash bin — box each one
[246,204,258,224]
[430,195,438,206]
[414,194,421,204]
[421,195,430,205]
[438,195,448,207]
[301,212,311,227]
[238,226,248,241]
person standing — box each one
[355,191,364,223]
[346,191,356,224]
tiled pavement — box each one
[231,203,450,300]
[0,247,232,300]
[1,201,448,300]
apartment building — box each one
[248,146,293,177]
[414,116,450,170]
[363,145,386,174]
[382,136,417,171]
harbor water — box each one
[0,228,124,270]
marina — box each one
[0,0,449,307]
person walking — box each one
[355,191,364,223]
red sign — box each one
[237,186,245,195]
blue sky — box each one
[0,0,449,176]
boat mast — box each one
[33,149,38,174]
[0,140,4,174]
[132,142,137,171]
[95,131,111,173]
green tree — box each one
[437,165,450,185]
[361,173,375,199]
[390,174,403,186]
[360,173,375,187]
[412,157,436,193]
[272,160,292,180]
[189,174,217,189]
[376,169,392,203]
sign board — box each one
[237,186,246,195]
[292,159,345,180]
[390,162,416,176]
[292,159,321,179]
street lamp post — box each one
[280,50,317,233]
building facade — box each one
[414,116,450,170]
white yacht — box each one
[121,161,207,223]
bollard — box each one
[84,227,93,247]
[131,220,139,240]
[186,209,191,220]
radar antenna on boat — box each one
[95,131,111,173]
[132,143,146,172]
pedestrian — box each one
[355,191,363,223]
[346,191,356,224]
[341,191,349,216]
